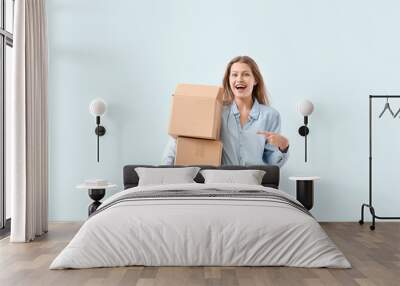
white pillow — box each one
[200,169,266,185]
[135,167,200,186]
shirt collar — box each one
[231,98,261,120]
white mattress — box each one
[50,183,351,269]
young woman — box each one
[163,56,289,167]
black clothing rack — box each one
[359,95,400,230]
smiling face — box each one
[229,62,257,101]
[222,56,269,105]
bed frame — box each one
[123,165,280,189]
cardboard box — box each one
[175,137,223,166]
[168,84,223,140]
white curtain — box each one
[9,0,48,242]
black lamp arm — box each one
[94,116,106,162]
[298,115,310,162]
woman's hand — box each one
[257,131,289,152]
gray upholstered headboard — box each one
[123,165,280,189]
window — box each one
[0,0,14,235]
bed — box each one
[50,165,350,269]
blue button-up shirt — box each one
[162,99,289,167]
[220,99,288,167]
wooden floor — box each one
[0,222,399,286]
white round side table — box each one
[76,183,117,216]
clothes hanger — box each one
[378,97,395,118]
[394,104,400,118]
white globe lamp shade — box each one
[89,98,107,116]
[298,100,314,116]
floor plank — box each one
[0,222,399,286]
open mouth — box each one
[235,84,247,91]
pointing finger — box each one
[257,131,274,136]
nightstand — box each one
[76,183,117,216]
[289,176,320,210]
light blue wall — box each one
[47,0,400,221]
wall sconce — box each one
[298,100,314,162]
[89,98,107,162]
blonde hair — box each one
[222,56,269,106]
